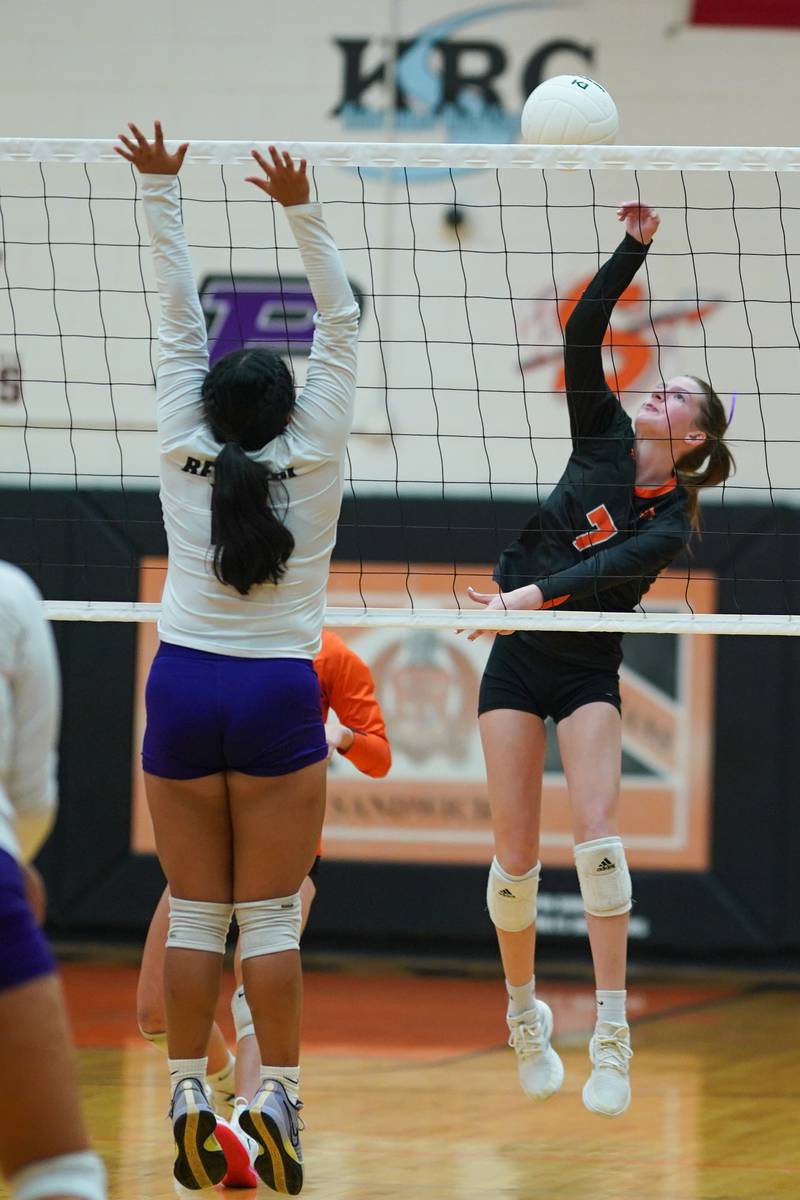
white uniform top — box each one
[142,175,359,659]
[0,563,61,864]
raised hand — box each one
[246,146,310,207]
[617,201,660,245]
[114,121,189,175]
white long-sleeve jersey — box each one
[141,174,359,658]
[0,563,61,864]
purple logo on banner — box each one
[200,275,354,368]
[199,274,314,364]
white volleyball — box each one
[521,75,619,145]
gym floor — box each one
[4,953,796,1200]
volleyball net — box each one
[2,139,800,634]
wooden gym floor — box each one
[1,958,798,1199]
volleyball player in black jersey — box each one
[468,201,733,1117]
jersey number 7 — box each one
[573,504,618,553]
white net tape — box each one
[40,602,799,636]
[2,140,800,171]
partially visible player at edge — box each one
[0,561,107,1200]
[115,122,359,1193]
[467,201,733,1117]
[136,629,391,1187]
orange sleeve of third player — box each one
[316,631,392,778]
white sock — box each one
[208,1050,236,1093]
[506,974,536,1017]
[10,1151,106,1200]
[169,1055,208,1090]
[596,989,627,1027]
[260,1064,300,1105]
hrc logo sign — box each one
[199,275,364,368]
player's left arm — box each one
[115,122,209,448]
[324,641,391,779]
[533,516,688,606]
[466,510,688,636]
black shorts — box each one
[478,633,621,724]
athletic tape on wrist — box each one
[574,836,632,917]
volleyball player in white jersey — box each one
[115,122,359,1194]
[0,562,107,1200]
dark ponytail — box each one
[675,377,735,530]
[210,443,294,594]
[201,348,297,595]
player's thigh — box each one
[145,771,232,901]
[0,973,88,1176]
[136,884,170,1030]
[478,708,548,870]
[228,760,327,901]
[556,701,622,840]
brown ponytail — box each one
[675,377,735,530]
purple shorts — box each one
[0,849,56,991]
[142,642,328,779]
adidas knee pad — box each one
[166,897,233,954]
[486,857,540,932]
[574,836,632,917]
[11,1151,107,1200]
[138,1025,167,1052]
[231,984,255,1041]
[235,894,302,960]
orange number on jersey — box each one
[573,505,618,553]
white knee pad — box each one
[138,1025,167,1052]
[235,894,302,960]
[11,1151,107,1200]
[231,984,255,1041]
[166,897,233,954]
[486,857,540,932]
[574,836,632,917]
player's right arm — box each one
[247,148,360,462]
[563,202,659,445]
[115,122,207,449]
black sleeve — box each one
[535,513,688,607]
[564,233,651,445]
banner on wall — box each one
[131,557,716,874]
[691,0,800,28]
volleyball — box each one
[521,75,619,145]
